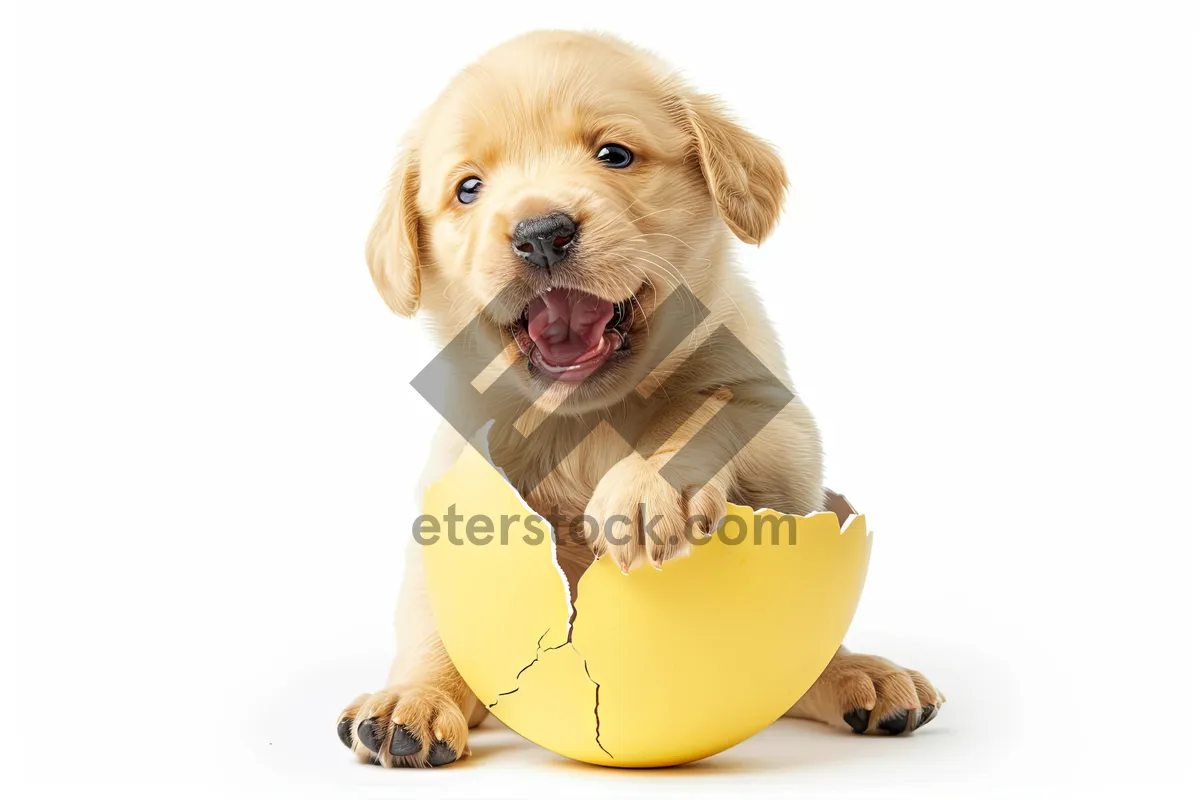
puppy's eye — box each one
[596,144,634,169]
[456,177,483,204]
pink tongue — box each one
[526,290,615,366]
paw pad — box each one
[843,708,870,734]
[336,718,354,749]
[389,725,421,757]
[877,710,909,736]
[427,740,457,767]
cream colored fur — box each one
[340,31,941,767]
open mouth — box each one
[511,288,638,382]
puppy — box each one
[339,30,941,768]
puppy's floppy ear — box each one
[366,147,423,316]
[682,93,788,245]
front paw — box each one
[337,684,468,767]
[584,453,727,572]
[833,655,943,736]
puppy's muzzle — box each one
[511,212,576,270]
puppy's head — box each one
[368,31,786,412]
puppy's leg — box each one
[336,540,485,767]
[786,646,943,735]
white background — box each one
[4,1,1197,797]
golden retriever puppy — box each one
[338,30,942,768]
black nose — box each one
[511,212,577,270]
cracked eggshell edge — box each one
[421,425,872,767]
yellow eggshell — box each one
[422,444,872,767]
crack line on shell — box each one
[514,629,551,681]
[488,628,551,709]
[583,659,613,759]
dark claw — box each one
[843,707,870,734]
[427,739,457,767]
[389,725,421,757]
[878,710,910,735]
[337,718,354,749]
[915,704,938,729]
[357,719,383,753]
